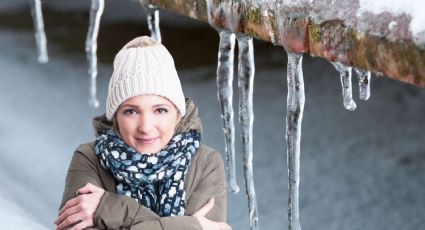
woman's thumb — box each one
[193,197,215,217]
[77,183,96,195]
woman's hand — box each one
[55,183,105,230]
[192,198,232,230]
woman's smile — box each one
[135,137,158,145]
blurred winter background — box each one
[0,0,424,229]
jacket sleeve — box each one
[60,144,203,230]
[94,148,227,229]
[184,148,227,222]
[93,192,202,230]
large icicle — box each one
[354,68,371,100]
[86,0,104,108]
[331,62,357,111]
[217,30,240,194]
[237,34,259,230]
[285,52,305,230]
[30,0,48,63]
[145,5,161,43]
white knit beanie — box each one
[106,36,186,120]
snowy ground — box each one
[1,1,425,230]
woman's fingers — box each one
[193,197,215,217]
[55,211,85,230]
[77,182,98,195]
[218,222,232,230]
[58,196,80,215]
[55,186,104,230]
[55,204,80,225]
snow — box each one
[0,195,49,230]
[357,0,425,38]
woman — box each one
[55,36,230,230]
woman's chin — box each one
[133,143,162,154]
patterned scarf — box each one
[95,128,200,216]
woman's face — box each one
[116,95,180,154]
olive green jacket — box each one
[60,99,227,230]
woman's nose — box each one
[137,114,153,133]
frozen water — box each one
[285,52,304,230]
[205,0,242,33]
[260,5,276,44]
[216,30,240,194]
[331,62,357,111]
[30,0,48,63]
[205,0,214,27]
[237,34,259,230]
[354,68,371,100]
[85,0,104,108]
[145,5,161,43]
[357,0,425,40]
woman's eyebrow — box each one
[119,104,139,109]
[153,104,171,108]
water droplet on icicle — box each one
[354,68,371,100]
[145,5,161,43]
[286,51,304,230]
[86,0,104,108]
[237,34,259,230]
[216,30,240,194]
[30,0,48,63]
[331,62,357,111]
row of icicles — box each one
[30,1,371,230]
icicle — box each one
[286,52,304,230]
[260,4,276,44]
[354,68,371,100]
[30,0,48,63]
[237,34,259,230]
[331,62,357,111]
[85,0,104,108]
[205,0,214,26]
[216,30,240,194]
[145,5,161,43]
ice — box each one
[354,68,371,100]
[237,34,259,230]
[331,62,357,111]
[30,0,48,63]
[205,0,242,33]
[85,0,104,108]
[285,52,304,230]
[357,0,425,40]
[205,0,214,26]
[216,30,240,194]
[145,4,161,43]
[260,5,276,44]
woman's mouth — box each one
[135,137,158,144]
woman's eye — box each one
[123,109,137,115]
[155,108,168,114]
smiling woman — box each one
[55,36,231,230]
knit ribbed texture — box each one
[106,36,185,120]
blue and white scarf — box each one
[95,128,200,216]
